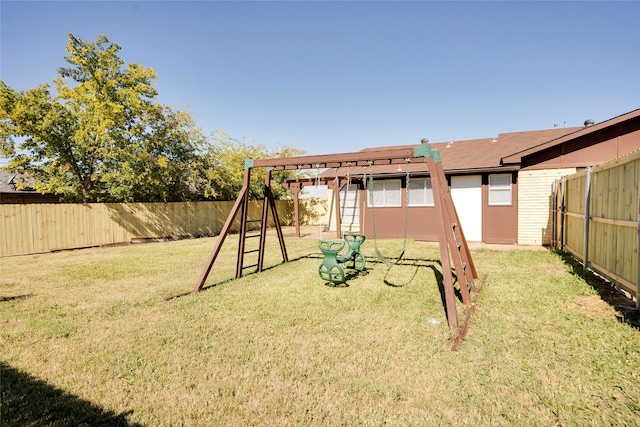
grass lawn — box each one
[1,227,639,426]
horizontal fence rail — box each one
[0,199,326,257]
[553,150,640,308]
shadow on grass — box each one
[554,249,640,330]
[0,294,34,303]
[366,257,468,321]
[0,362,142,427]
[273,255,466,313]
[176,253,468,320]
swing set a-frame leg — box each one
[258,168,288,271]
[429,156,474,305]
[194,169,252,292]
[430,160,460,329]
[416,142,481,330]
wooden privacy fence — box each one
[552,150,640,308]
[0,199,326,257]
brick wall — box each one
[517,168,576,245]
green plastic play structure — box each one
[318,233,366,284]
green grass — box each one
[1,228,639,426]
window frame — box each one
[367,179,402,208]
[407,177,435,207]
[488,173,513,206]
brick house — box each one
[324,109,640,245]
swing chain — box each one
[367,162,378,247]
[402,158,411,256]
[368,159,410,265]
[340,163,353,237]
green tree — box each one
[0,34,206,202]
[203,130,305,201]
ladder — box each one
[415,144,478,329]
[194,163,288,291]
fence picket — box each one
[0,199,326,257]
[555,150,640,307]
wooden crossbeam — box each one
[253,146,421,170]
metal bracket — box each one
[414,143,433,159]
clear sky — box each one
[1,0,639,164]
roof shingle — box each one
[0,168,38,193]
[323,127,582,178]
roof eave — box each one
[501,108,640,164]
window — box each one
[367,179,401,207]
[489,174,512,205]
[408,177,434,206]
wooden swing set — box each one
[192,140,484,336]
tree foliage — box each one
[0,33,304,203]
[202,130,305,201]
[0,34,207,202]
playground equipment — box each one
[318,232,366,284]
[192,141,482,333]
[367,161,411,266]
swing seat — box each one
[318,240,346,283]
[336,233,366,271]
[375,247,405,266]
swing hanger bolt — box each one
[398,158,410,172]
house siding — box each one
[517,168,576,245]
[483,173,518,244]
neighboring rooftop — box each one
[0,168,37,194]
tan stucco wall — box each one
[517,168,576,245]
[325,188,361,233]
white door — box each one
[340,184,359,232]
[450,175,482,242]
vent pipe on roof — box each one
[584,119,595,127]
[554,123,558,129]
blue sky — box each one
[1,1,639,163]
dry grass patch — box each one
[567,295,620,319]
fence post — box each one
[551,180,558,248]
[583,167,592,273]
[560,176,566,250]
[637,164,640,309]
